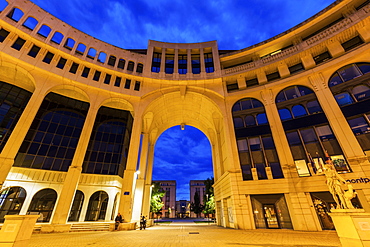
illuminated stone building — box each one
[152,180,176,218]
[0,0,370,232]
[189,180,206,218]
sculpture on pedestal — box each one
[323,158,355,209]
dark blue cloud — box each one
[29,0,335,50]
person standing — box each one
[140,215,146,230]
[115,213,123,230]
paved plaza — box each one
[28,220,342,247]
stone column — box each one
[0,86,48,188]
[131,132,150,221]
[187,49,192,76]
[174,49,179,78]
[261,89,296,178]
[142,144,154,218]
[51,101,100,225]
[309,74,366,164]
[118,114,143,222]
[200,48,206,76]
[159,48,166,76]
[0,215,39,247]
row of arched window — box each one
[2,3,143,73]
[233,62,370,179]
[0,186,118,223]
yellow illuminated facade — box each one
[0,0,370,232]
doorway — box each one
[262,204,279,228]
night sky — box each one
[27,0,336,200]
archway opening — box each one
[152,125,213,219]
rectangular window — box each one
[191,54,200,74]
[266,71,280,82]
[124,79,131,89]
[69,62,79,74]
[134,81,140,91]
[104,74,111,84]
[107,56,116,66]
[313,51,332,65]
[288,63,304,74]
[56,57,67,69]
[0,28,10,42]
[151,52,161,73]
[226,83,239,92]
[11,37,26,50]
[27,45,41,58]
[93,70,101,81]
[341,35,364,52]
[117,59,125,69]
[42,51,54,64]
[204,53,214,73]
[81,67,90,78]
[114,77,121,87]
[165,54,174,74]
[246,78,258,87]
[136,63,143,73]
[178,54,187,74]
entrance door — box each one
[263,204,279,229]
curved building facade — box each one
[0,0,370,231]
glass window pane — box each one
[335,93,354,106]
[245,115,256,126]
[348,117,370,135]
[329,73,343,87]
[251,99,263,108]
[353,85,370,101]
[262,136,275,149]
[237,139,248,151]
[292,105,307,118]
[286,131,301,145]
[241,99,252,110]
[233,117,244,128]
[297,86,313,96]
[278,108,292,121]
[315,125,334,141]
[307,100,322,114]
[256,113,268,125]
[232,102,241,112]
[358,63,370,75]
[276,91,286,103]
[249,137,261,151]
[285,87,300,100]
[300,128,318,143]
[338,64,362,82]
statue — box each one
[323,161,355,209]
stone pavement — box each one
[28,220,341,247]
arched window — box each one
[0,0,8,12]
[127,61,135,71]
[7,8,24,22]
[292,105,307,118]
[37,25,52,38]
[0,187,27,223]
[136,63,143,73]
[278,108,292,121]
[107,55,116,66]
[13,93,89,172]
[232,97,282,180]
[0,82,32,153]
[233,117,244,128]
[97,52,107,63]
[68,190,84,222]
[22,16,38,30]
[245,115,256,126]
[276,85,348,175]
[82,107,133,177]
[118,59,125,69]
[85,191,109,221]
[27,189,57,222]
[87,48,97,59]
[76,43,86,55]
[64,38,75,50]
[51,31,64,44]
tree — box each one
[150,182,165,219]
[190,191,203,218]
[203,177,215,217]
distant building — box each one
[189,180,206,218]
[175,200,190,218]
[152,180,176,218]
